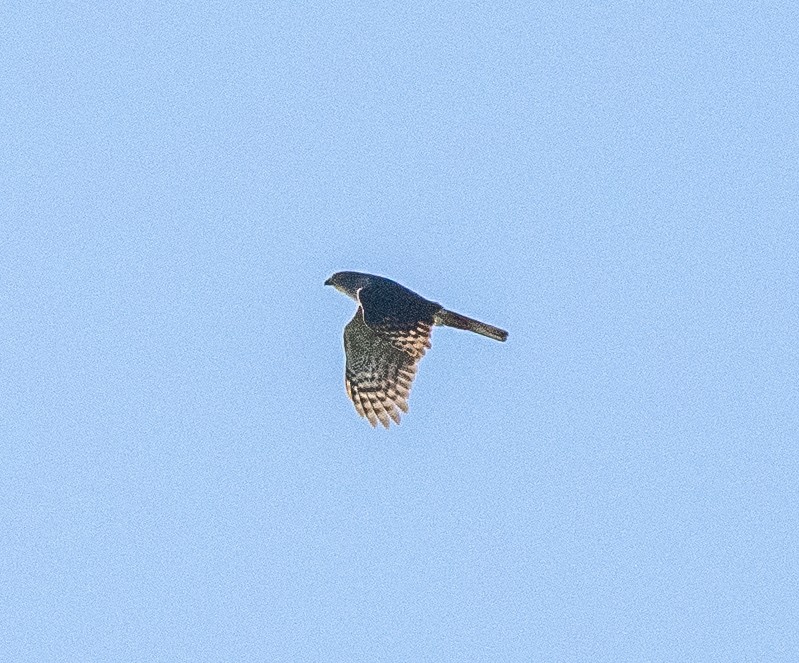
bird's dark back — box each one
[359,274,441,326]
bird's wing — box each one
[357,284,436,359]
[343,309,420,428]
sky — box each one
[2,1,797,661]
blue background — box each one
[3,2,797,660]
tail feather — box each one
[436,309,508,342]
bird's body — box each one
[325,271,507,428]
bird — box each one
[325,271,507,428]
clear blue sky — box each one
[2,2,797,661]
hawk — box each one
[325,271,508,428]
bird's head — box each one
[324,271,372,300]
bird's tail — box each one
[436,309,508,342]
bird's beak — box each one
[324,277,333,286]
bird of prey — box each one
[325,271,507,428]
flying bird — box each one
[325,271,507,428]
